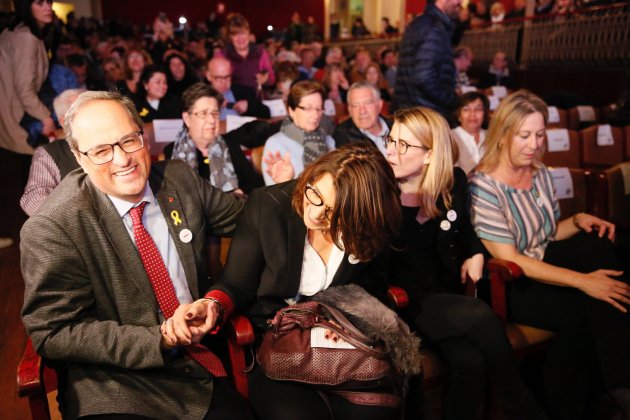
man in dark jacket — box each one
[333,81,392,156]
[392,0,462,125]
[205,57,270,120]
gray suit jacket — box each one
[21,159,244,419]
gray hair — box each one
[63,91,143,151]
[53,88,86,125]
[348,81,381,102]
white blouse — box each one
[452,126,486,174]
[297,234,345,297]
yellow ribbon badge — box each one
[139,108,149,117]
[171,210,182,226]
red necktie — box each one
[129,202,227,377]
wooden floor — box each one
[0,243,31,419]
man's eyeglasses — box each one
[296,105,324,114]
[77,131,144,165]
[305,183,334,221]
[211,75,231,82]
[192,108,220,120]
[348,100,376,110]
[382,135,428,155]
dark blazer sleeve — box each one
[225,136,264,193]
[232,84,271,119]
[453,167,484,259]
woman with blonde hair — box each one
[470,90,630,419]
[385,106,546,420]
[116,48,152,96]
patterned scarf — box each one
[171,127,239,192]
[280,118,328,165]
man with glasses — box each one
[20,91,251,419]
[333,81,392,156]
[205,57,270,120]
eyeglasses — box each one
[296,105,324,114]
[348,100,376,110]
[382,135,428,155]
[192,108,220,120]
[77,131,144,165]
[305,183,334,221]
[211,75,231,82]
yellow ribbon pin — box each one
[171,210,182,226]
[139,108,149,117]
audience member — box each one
[262,81,334,185]
[66,53,107,90]
[349,48,372,83]
[384,106,547,420]
[301,15,320,43]
[333,81,391,156]
[163,83,262,194]
[469,90,630,420]
[490,2,507,26]
[297,47,319,81]
[21,87,85,216]
[329,13,341,39]
[102,57,124,91]
[479,51,516,89]
[285,11,303,47]
[164,52,199,98]
[270,61,299,102]
[321,63,349,104]
[205,56,270,120]
[21,90,251,419]
[452,91,489,173]
[117,48,152,96]
[351,17,370,36]
[0,0,55,156]
[221,13,275,92]
[454,45,474,89]
[169,143,403,420]
[379,48,398,90]
[381,17,398,35]
[392,0,462,125]
[506,0,526,20]
[365,62,392,101]
[313,46,345,81]
[133,64,181,122]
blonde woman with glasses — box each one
[384,106,546,420]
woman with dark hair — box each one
[262,80,335,185]
[164,52,199,98]
[365,62,392,101]
[384,106,546,420]
[168,143,405,420]
[133,64,180,122]
[0,0,55,156]
[452,91,490,173]
[163,82,263,194]
[219,13,275,92]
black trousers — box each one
[248,365,401,420]
[410,293,542,420]
[508,231,630,420]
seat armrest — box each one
[227,314,255,399]
[486,258,525,325]
[17,338,43,398]
[387,286,409,309]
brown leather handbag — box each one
[256,300,403,408]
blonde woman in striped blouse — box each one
[469,90,630,420]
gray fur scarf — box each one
[312,284,422,377]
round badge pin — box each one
[440,220,451,231]
[179,228,193,243]
[348,254,360,265]
[447,209,457,222]
[536,197,544,207]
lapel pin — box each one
[168,197,174,203]
[440,220,451,231]
[179,229,193,243]
[348,254,360,264]
[447,209,457,222]
[171,210,182,226]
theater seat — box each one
[485,259,555,356]
[568,106,599,131]
[601,162,630,231]
[546,107,569,130]
[543,129,581,168]
[581,124,624,169]
[624,125,630,161]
